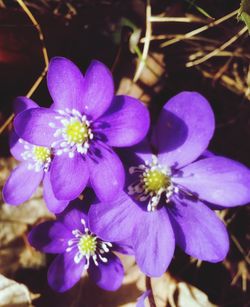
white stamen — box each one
[128,155,177,212]
[67,218,112,270]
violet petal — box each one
[3,162,43,205]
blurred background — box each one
[0,1,249,306]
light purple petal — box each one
[81,60,114,120]
[48,249,85,292]
[97,95,150,147]
[2,162,43,205]
[43,172,69,214]
[13,96,38,114]
[9,131,24,161]
[168,197,229,262]
[133,207,175,277]
[14,108,58,147]
[50,153,89,200]
[87,144,124,201]
[28,221,72,254]
[88,192,141,242]
[47,57,86,112]
[173,157,250,207]
[154,92,215,168]
[88,253,124,291]
[136,290,151,307]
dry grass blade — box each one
[186,26,248,67]
[0,0,49,135]
[160,9,238,48]
[133,0,152,82]
[149,16,205,23]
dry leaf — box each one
[0,157,53,274]
[136,273,217,307]
[0,274,38,307]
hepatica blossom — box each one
[14,57,149,202]
[89,92,250,277]
[3,97,68,213]
[28,202,125,292]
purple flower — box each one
[88,92,250,277]
[3,97,69,213]
[28,201,126,292]
[14,57,150,203]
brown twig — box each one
[0,0,49,135]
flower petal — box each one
[133,207,175,277]
[81,60,114,119]
[48,250,85,292]
[9,131,24,161]
[28,221,71,254]
[154,92,215,168]
[57,200,88,232]
[168,197,229,262]
[43,172,69,214]
[47,57,86,112]
[97,95,150,147]
[88,253,124,291]
[87,144,124,201]
[88,192,140,242]
[14,107,58,147]
[13,96,38,114]
[50,153,89,200]
[2,162,43,205]
[173,157,250,207]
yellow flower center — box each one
[66,120,89,144]
[78,234,97,255]
[33,146,50,163]
[144,169,171,193]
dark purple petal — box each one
[47,57,86,113]
[43,172,69,214]
[88,253,124,291]
[14,108,58,147]
[28,221,72,254]
[154,92,215,168]
[132,139,153,164]
[133,207,175,277]
[9,131,24,161]
[88,192,140,242]
[199,150,215,159]
[13,96,38,114]
[113,239,134,255]
[168,197,229,262]
[81,60,114,120]
[136,290,151,307]
[87,144,124,201]
[50,153,89,200]
[57,201,88,232]
[2,162,43,205]
[48,249,85,292]
[173,157,250,207]
[97,95,150,147]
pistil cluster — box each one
[20,139,51,172]
[128,155,178,211]
[66,218,112,270]
[49,108,93,158]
